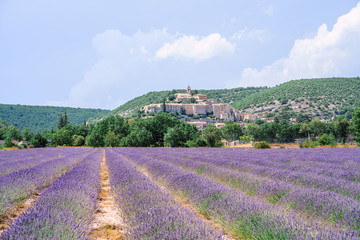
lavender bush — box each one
[0,149,102,240]
[0,148,93,215]
[106,149,222,240]
[116,148,360,239]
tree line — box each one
[1,108,360,149]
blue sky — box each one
[1,1,360,110]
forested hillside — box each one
[233,78,360,118]
[110,87,266,117]
[0,104,110,133]
[0,118,9,129]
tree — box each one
[21,128,33,141]
[146,113,179,146]
[120,128,153,147]
[104,131,119,147]
[162,100,166,113]
[164,123,199,147]
[50,128,72,146]
[4,126,21,141]
[221,121,243,142]
[300,122,311,140]
[335,115,350,144]
[57,111,69,129]
[351,108,360,144]
[308,118,326,140]
[30,133,48,147]
[180,107,186,115]
[72,135,85,146]
[201,124,223,147]
[85,129,105,147]
[189,97,196,103]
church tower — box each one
[187,85,191,95]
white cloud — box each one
[233,1,360,87]
[231,28,272,43]
[154,33,235,62]
[51,29,236,109]
[51,29,174,109]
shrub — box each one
[0,144,4,150]
[4,137,13,148]
[299,139,319,148]
[317,134,335,146]
[16,144,24,149]
[253,141,271,149]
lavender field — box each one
[0,147,360,239]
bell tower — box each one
[186,85,191,94]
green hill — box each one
[110,87,267,117]
[232,77,360,118]
[0,118,10,129]
[0,104,110,133]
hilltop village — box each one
[143,86,256,129]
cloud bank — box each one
[154,33,235,62]
[234,1,360,87]
[53,30,234,109]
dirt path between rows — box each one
[138,167,237,240]
[90,149,127,240]
[0,162,79,236]
[0,191,42,236]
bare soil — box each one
[90,149,127,240]
[0,191,41,235]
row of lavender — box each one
[0,148,85,177]
[144,148,360,232]
[106,149,222,239]
[115,148,360,239]
[1,149,102,239]
[0,148,93,216]
[148,148,360,200]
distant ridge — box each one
[106,78,360,120]
[233,77,360,118]
[0,104,110,133]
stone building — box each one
[174,85,207,102]
[142,86,248,121]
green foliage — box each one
[30,133,48,148]
[201,124,223,147]
[253,141,271,149]
[4,126,21,141]
[233,78,360,119]
[120,128,153,147]
[0,118,9,129]
[50,127,73,146]
[72,135,85,146]
[245,121,301,143]
[221,121,243,142]
[352,108,360,144]
[104,131,119,147]
[335,115,350,144]
[299,140,319,148]
[0,104,109,133]
[21,128,33,141]
[164,123,199,147]
[57,111,69,129]
[4,137,13,147]
[317,134,335,146]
